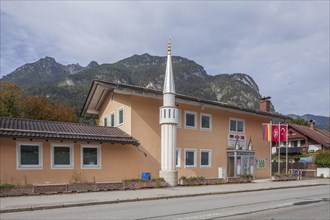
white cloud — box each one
[0,1,329,116]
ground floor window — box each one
[176,148,181,168]
[200,149,212,168]
[16,142,43,169]
[184,148,197,168]
[51,144,73,169]
[81,145,101,168]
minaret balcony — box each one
[160,106,179,125]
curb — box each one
[0,183,328,214]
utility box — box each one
[218,167,227,179]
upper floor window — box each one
[103,116,108,127]
[118,108,124,126]
[110,112,115,127]
[16,142,43,169]
[177,110,181,128]
[200,113,212,131]
[230,119,245,133]
[185,111,197,129]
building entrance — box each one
[227,150,255,177]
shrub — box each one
[315,151,330,168]
[0,183,15,188]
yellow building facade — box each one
[82,80,287,180]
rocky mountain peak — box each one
[1,54,270,113]
[87,61,99,68]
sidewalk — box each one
[1,179,329,213]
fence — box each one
[272,162,316,179]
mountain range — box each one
[1,54,267,113]
[1,54,328,130]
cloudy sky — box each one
[1,1,329,117]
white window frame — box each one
[81,145,101,169]
[117,107,124,126]
[51,143,74,169]
[176,148,181,168]
[200,113,212,131]
[184,148,197,168]
[229,118,245,133]
[184,111,197,129]
[200,149,212,168]
[16,142,43,169]
[176,109,181,128]
[109,112,115,127]
[102,116,108,127]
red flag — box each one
[272,125,279,142]
[272,125,287,142]
[280,125,287,142]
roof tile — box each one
[0,117,139,146]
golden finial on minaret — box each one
[167,37,171,55]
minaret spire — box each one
[159,38,178,186]
[163,37,175,96]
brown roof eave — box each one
[0,134,140,146]
[80,80,99,117]
[82,80,290,120]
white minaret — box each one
[159,38,178,186]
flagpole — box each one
[278,122,281,174]
[285,123,288,174]
[269,121,272,180]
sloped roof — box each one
[81,80,290,120]
[0,117,139,146]
[289,123,330,148]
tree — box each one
[1,82,78,123]
[0,82,21,117]
[289,118,309,126]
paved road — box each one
[1,185,329,219]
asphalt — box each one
[0,178,329,214]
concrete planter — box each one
[0,185,33,196]
[34,184,67,194]
[227,177,253,183]
[68,183,98,192]
[317,168,330,178]
[272,175,297,181]
[123,179,167,190]
[179,177,206,186]
[1,182,131,197]
[97,182,123,191]
[204,178,226,185]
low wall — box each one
[317,168,330,178]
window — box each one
[81,145,101,168]
[184,149,197,168]
[176,148,181,168]
[184,111,197,129]
[200,113,212,131]
[51,144,73,169]
[118,108,124,125]
[177,110,181,128]
[200,149,211,168]
[110,112,115,127]
[229,119,245,133]
[103,116,108,127]
[16,142,42,169]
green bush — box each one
[0,183,15,188]
[315,151,330,168]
